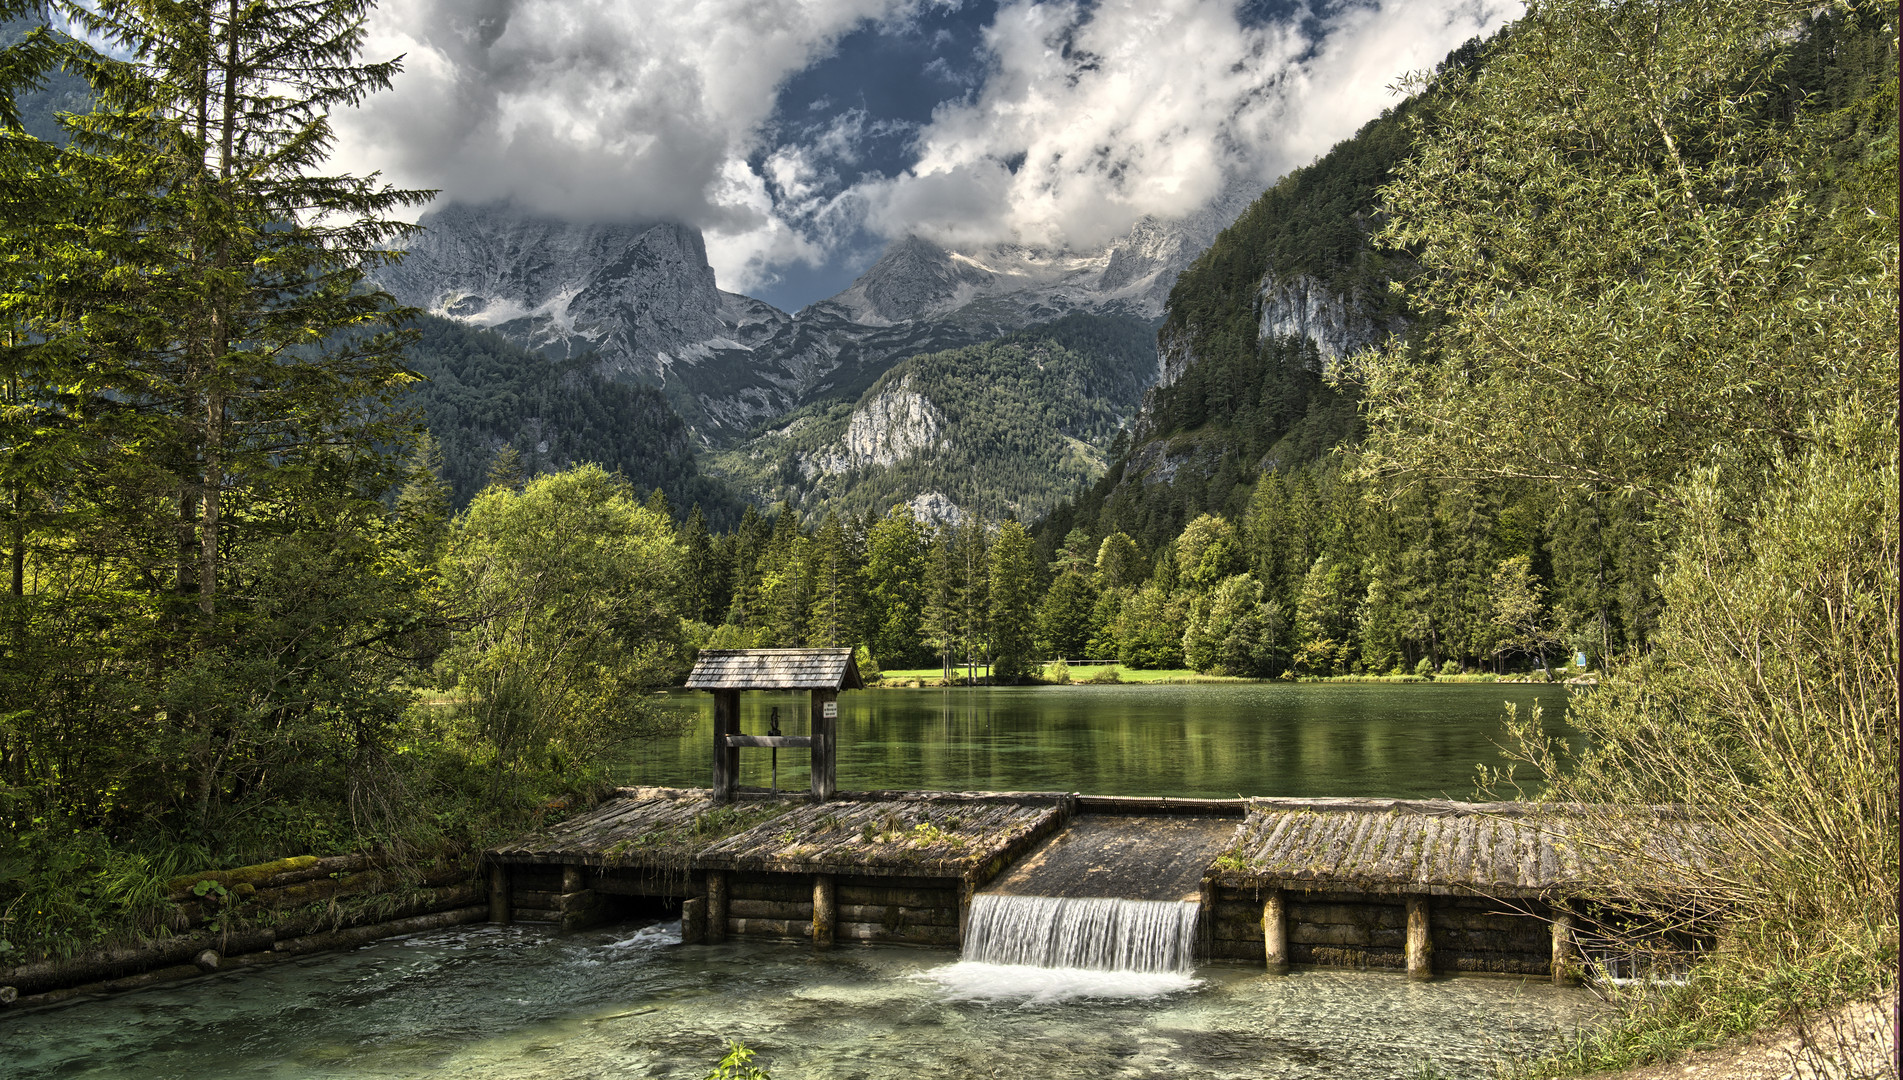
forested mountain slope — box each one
[707,312,1157,525]
[1025,11,1894,678]
[400,314,747,523]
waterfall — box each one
[962,894,1201,973]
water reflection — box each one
[623,683,1574,799]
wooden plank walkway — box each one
[488,787,1073,883]
[1209,797,1702,898]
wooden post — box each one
[1405,896,1432,980]
[706,871,729,943]
[712,690,740,804]
[561,865,583,894]
[1262,890,1289,973]
[812,874,836,948]
[810,688,837,801]
[680,897,706,945]
[1551,908,1577,985]
[487,863,512,925]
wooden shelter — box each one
[684,648,865,803]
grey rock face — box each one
[379,204,747,380]
[377,184,1253,444]
[827,181,1256,330]
[905,491,964,527]
[1256,272,1405,373]
[807,374,946,475]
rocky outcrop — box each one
[905,491,964,527]
[807,375,945,475]
[1155,323,1198,391]
[1255,272,1404,373]
[379,204,740,380]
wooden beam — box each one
[1198,878,1215,960]
[1406,896,1433,980]
[1551,908,1578,985]
[706,871,729,943]
[712,690,740,804]
[680,897,706,945]
[724,735,815,749]
[1262,889,1289,973]
[813,874,836,949]
[810,688,837,801]
[487,864,511,925]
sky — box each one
[329,0,1518,312]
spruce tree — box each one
[60,0,432,619]
[987,520,1036,680]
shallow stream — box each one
[2,684,1602,1077]
[0,922,1610,1080]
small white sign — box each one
[822,702,838,720]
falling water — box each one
[962,893,1202,973]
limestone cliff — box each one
[806,375,946,476]
[1255,272,1403,372]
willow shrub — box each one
[1505,404,1898,1067]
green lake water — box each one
[615,682,1573,799]
[0,684,1606,1079]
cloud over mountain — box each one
[331,0,1515,303]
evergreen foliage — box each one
[400,313,746,525]
[710,312,1157,523]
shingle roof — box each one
[684,648,865,691]
[1211,797,1706,898]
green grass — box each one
[871,664,1250,685]
[1508,944,1896,1078]
[871,666,1521,685]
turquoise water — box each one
[0,923,1609,1080]
[0,685,1600,1078]
[618,682,1572,799]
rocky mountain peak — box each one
[376,204,757,382]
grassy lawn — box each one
[869,667,1537,686]
[872,664,1249,685]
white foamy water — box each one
[919,960,1201,1003]
[962,894,1202,972]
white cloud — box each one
[330,0,1517,296]
[859,0,1516,250]
[329,0,912,248]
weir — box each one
[474,789,1706,985]
[962,894,1201,972]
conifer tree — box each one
[806,511,859,648]
[486,446,527,492]
[918,526,959,680]
[679,505,720,625]
[395,432,452,563]
[987,520,1036,680]
[953,518,989,679]
[863,505,927,667]
[59,0,431,618]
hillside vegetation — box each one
[401,313,747,525]
[708,312,1157,523]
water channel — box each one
[1,683,1608,1079]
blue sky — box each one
[333,0,1516,312]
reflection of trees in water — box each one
[637,685,1569,797]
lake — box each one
[615,682,1574,800]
